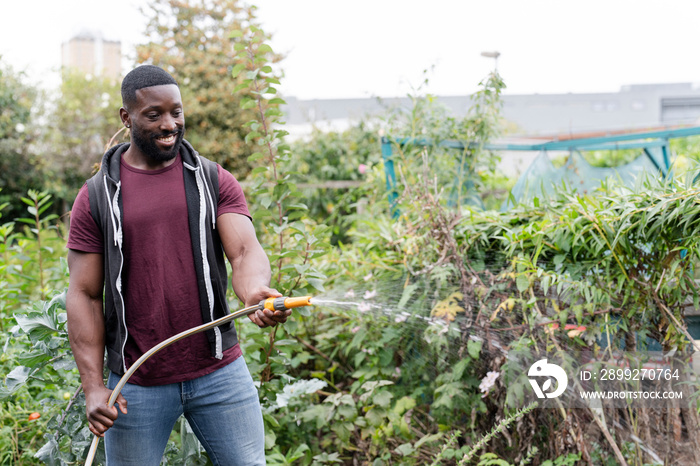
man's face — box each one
[127,84,185,163]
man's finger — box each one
[89,419,110,437]
[91,410,116,428]
[248,308,290,328]
[269,309,291,323]
[262,309,283,325]
[258,317,274,327]
[116,394,128,414]
[248,311,266,327]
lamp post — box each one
[480,51,500,70]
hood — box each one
[100,139,200,182]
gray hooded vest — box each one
[86,139,237,375]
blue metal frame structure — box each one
[381,126,700,211]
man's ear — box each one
[119,107,131,128]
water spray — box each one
[84,296,313,466]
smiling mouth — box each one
[157,134,177,144]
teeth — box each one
[158,135,175,143]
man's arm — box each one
[66,250,126,437]
[217,213,286,327]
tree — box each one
[136,0,279,177]
[0,58,45,219]
[42,68,125,211]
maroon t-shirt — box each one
[67,153,250,385]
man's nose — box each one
[160,114,178,132]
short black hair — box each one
[121,65,178,110]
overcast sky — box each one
[2,0,699,99]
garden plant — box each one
[3,1,700,465]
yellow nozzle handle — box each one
[261,296,313,311]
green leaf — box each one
[33,439,59,463]
[14,311,60,341]
[252,209,272,221]
[4,366,31,394]
[398,283,419,309]
[264,428,277,450]
[286,443,311,462]
[393,396,416,415]
[18,351,51,367]
[233,81,249,93]
[516,274,530,292]
[258,194,272,209]
[230,63,246,78]
[247,152,266,162]
[395,443,415,456]
[251,166,269,176]
[467,337,483,361]
[373,390,393,407]
[415,432,443,449]
[244,131,262,143]
[241,98,257,110]
[53,357,76,371]
[258,43,273,53]
[306,278,325,292]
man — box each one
[66,65,287,465]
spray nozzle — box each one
[260,296,313,311]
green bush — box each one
[4,9,700,465]
[286,123,382,245]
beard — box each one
[130,124,185,163]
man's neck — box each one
[122,145,177,171]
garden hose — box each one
[84,296,313,466]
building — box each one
[61,32,121,80]
[501,83,700,136]
[281,83,700,177]
[282,83,700,139]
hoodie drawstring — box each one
[185,161,222,359]
[103,174,129,372]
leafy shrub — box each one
[5,6,700,465]
[286,123,382,245]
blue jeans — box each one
[104,357,265,465]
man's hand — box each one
[217,213,287,328]
[84,385,127,437]
[245,286,290,328]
